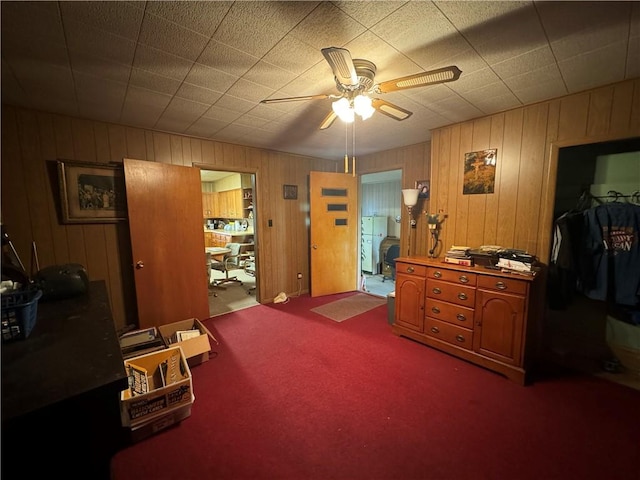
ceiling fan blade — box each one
[319,110,338,130]
[321,47,358,86]
[371,99,413,121]
[376,66,462,93]
[260,94,329,104]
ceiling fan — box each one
[260,47,462,130]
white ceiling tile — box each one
[74,71,127,106]
[65,19,137,66]
[510,77,569,105]
[60,1,144,40]
[160,97,210,123]
[176,83,223,105]
[121,86,171,124]
[139,12,210,61]
[197,40,260,77]
[448,68,502,94]
[504,63,566,95]
[288,2,366,50]
[129,68,181,96]
[262,35,324,75]
[133,44,194,81]
[490,46,556,80]
[202,105,244,123]
[333,1,406,29]
[550,26,632,62]
[225,78,275,104]
[70,50,131,85]
[559,43,628,93]
[154,116,193,134]
[184,62,238,92]
[242,61,297,90]
[1,2,65,45]
[185,117,228,138]
[145,1,232,37]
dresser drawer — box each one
[427,267,476,286]
[424,317,473,350]
[425,298,474,328]
[426,279,476,307]
[477,275,527,295]
[396,262,427,277]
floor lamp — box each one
[401,188,419,256]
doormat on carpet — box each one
[310,293,386,322]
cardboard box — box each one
[120,346,193,428]
[158,318,216,367]
[128,401,193,443]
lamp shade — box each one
[401,188,419,207]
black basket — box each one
[1,288,43,342]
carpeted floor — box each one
[111,293,640,480]
[310,292,386,322]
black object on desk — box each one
[1,280,128,479]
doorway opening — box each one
[543,137,640,390]
[200,168,258,317]
[359,170,402,298]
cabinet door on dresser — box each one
[394,262,426,332]
[473,276,527,366]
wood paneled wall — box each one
[1,106,335,331]
[429,78,640,262]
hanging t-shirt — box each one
[581,202,640,306]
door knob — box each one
[136,261,144,269]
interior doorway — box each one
[359,170,402,298]
[543,137,640,390]
[200,168,258,317]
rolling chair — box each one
[382,243,400,282]
[211,243,244,287]
[243,257,256,295]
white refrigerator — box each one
[361,216,387,273]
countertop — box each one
[205,228,254,236]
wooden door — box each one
[124,158,210,329]
[309,171,358,297]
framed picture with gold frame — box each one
[57,160,127,223]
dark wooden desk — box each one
[1,280,128,479]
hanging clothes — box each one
[581,202,640,306]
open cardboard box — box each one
[158,318,217,367]
[120,346,194,428]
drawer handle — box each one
[457,292,468,300]
[432,287,441,294]
[433,271,442,278]
[495,281,507,290]
[456,313,466,322]
[455,335,465,343]
[430,326,440,334]
[459,275,469,283]
[431,306,440,314]
[406,266,415,273]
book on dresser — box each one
[443,256,474,266]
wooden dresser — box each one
[392,256,540,384]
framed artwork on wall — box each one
[463,149,497,195]
[283,184,298,200]
[415,180,430,199]
[57,160,127,223]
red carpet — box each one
[111,292,639,480]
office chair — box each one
[382,243,400,282]
[243,257,256,295]
[211,243,244,287]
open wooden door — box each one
[309,171,358,297]
[124,159,209,329]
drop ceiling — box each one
[2,1,638,162]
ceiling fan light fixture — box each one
[354,94,374,120]
[332,97,354,123]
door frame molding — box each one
[193,163,261,303]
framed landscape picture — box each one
[57,160,127,223]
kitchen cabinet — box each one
[202,192,217,217]
[392,257,539,384]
